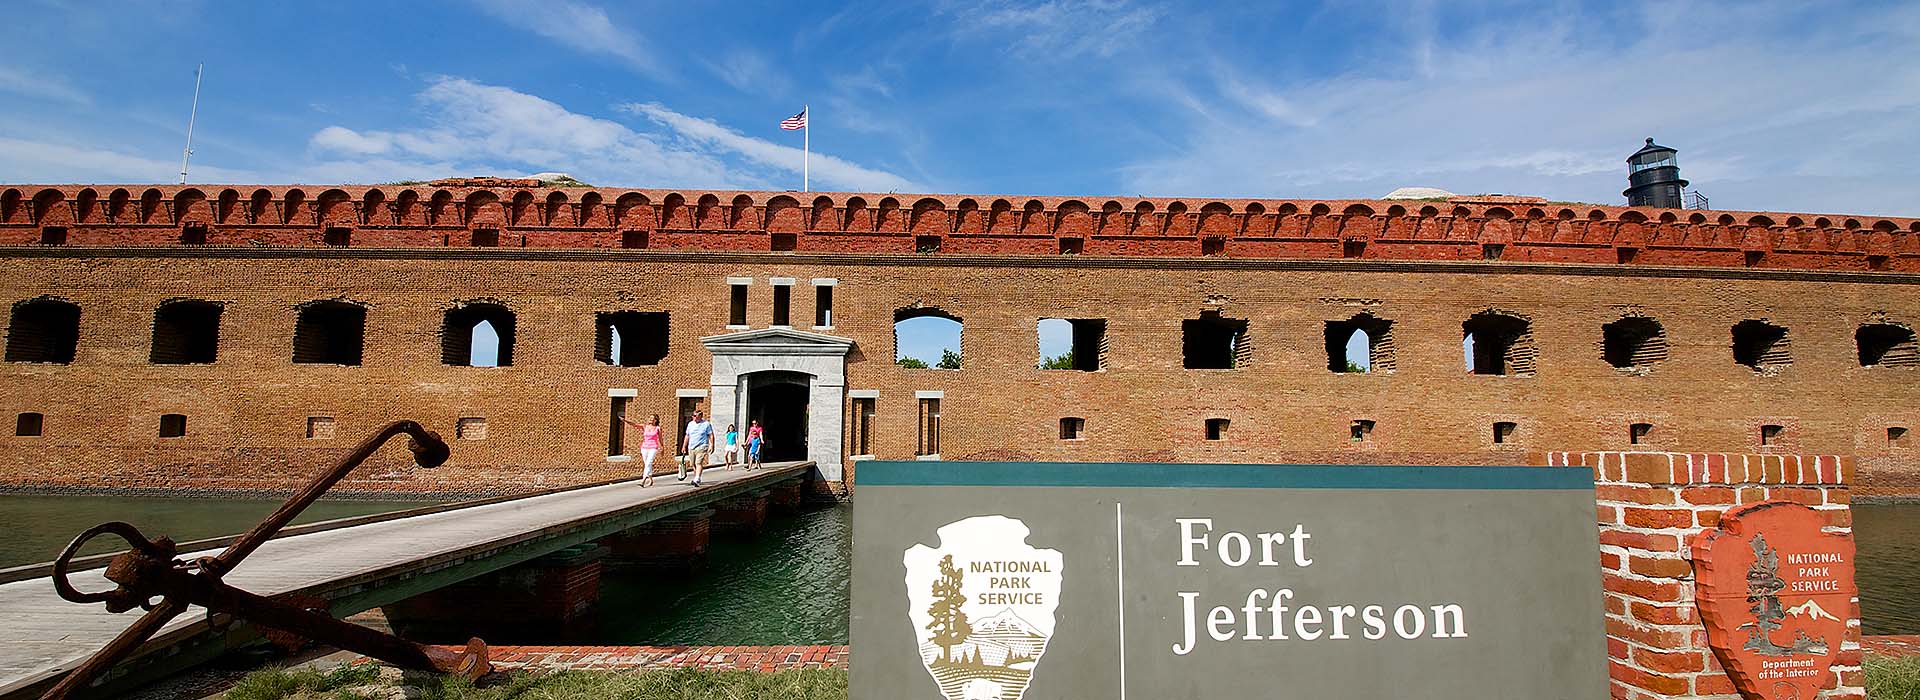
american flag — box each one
[780,108,807,130]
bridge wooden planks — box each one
[0,461,812,696]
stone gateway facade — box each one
[0,181,1917,499]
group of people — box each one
[619,411,765,488]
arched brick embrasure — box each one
[1,183,1915,272]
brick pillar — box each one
[1556,451,1864,700]
[768,477,805,513]
[712,489,770,534]
[601,508,713,568]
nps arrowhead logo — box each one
[903,516,1063,700]
[1691,501,1856,700]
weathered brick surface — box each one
[0,184,1917,499]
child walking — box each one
[746,419,765,470]
[722,423,740,470]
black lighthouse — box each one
[1624,137,1688,209]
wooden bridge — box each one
[0,461,817,699]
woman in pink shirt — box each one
[622,413,664,487]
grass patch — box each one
[225,663,381,700]
[1869,654,1920,700]
[224,667,847,700]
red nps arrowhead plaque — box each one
[1690,501,1855,700]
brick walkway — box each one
[1865,635,1920,658]
[417,645,849,672]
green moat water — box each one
[0,494,430,568]
[0,496,1911,639]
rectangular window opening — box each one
[471,229,500,247]
[1481,243,1504,261]
[729,284,748,326]
[293,303,366,366]
[815,286,834,327]
[595,311,669,366]
[1059,237,1084,255]
[1038,318,1106,371]
[1201,238,1226,257]
[1629,422,1652,445]
[305,416,336,440]
[608,397,630,457]
[1059,417,1085,440]
[1205,418,1230,441]
[456,416,488,440]
[1869,255,1890,271]
[150,302,223,365]
[159,413,187,438]
[1492,421,1517,444]
[621,230,648,249]
[1342,240,1365,259]
[917,397,941,456]
[771,232,798,251]
[1744,250,1765,267]
[182,223,209,245]
[1616,247,1639,264]
[16,412,44,437]
[675,397,701,453]
[851,397,875,457]
[1760,424,1784,446]
[1350,419,1375,442]
[323,227,350,247]
[1325,316,1394,373]
[772,284,792,326]
[915,235,942,253]
[1891,426,1910,449]
[1183,312,1249,369]
[40,226,67,245]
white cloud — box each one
[0,136,257,183]
[1120,1,1920,216]
[704,50,785,95]
[469,0,660,75]
[309,126,391,156]
[294,77,916,191]
[942,0,1162,59]
[307,77,743,187]
[0,65,90,106]
[621,102,921,192]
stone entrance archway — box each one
[746,371,810,462]
[702,328,854,481]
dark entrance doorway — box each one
[747,372,810,463]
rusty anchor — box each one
[41,420,491,700]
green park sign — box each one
[851,461,1608,700]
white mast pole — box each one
[803,103,810,193]
[179,63,203,185]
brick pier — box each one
[1560,451,1865,700]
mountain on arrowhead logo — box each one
[1785,599,1840,624]
[903,516,1063,700]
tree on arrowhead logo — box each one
[904,516,1063,700]
[1690,500,1856,700]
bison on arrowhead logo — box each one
[903,516,1063,700]
[1691,501,1856,700]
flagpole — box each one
[179,63,203,185]
[803,103,810,193]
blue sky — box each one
[3,0,1918,216]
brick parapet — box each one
[3,184,1917,274]
[1558,451,1864,699]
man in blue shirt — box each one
[682,410,714,487]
